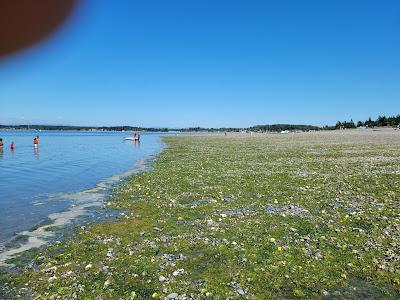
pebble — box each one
[167,292,179,299]
[130,291,137,299]
[103,279,111,289]
[315,253,323,260]
[172,268,185,276]
[236,286,245,296]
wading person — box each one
[34,136,39,148]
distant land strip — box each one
[1,114,399,132]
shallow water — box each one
[0,131,163,247]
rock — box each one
[172,268,185,276]
[315,252,323,260]
[235,286,245,296]
[265,204,311,217]
[103,279,111,289]
[223,195,233,202]
[102,266,109,273]
[85,263,92,270]
[167,293,179,299]
[43,266,57,275]
[159,275,167,282]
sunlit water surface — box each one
[0,131,163,246]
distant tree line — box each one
[0,125,169,132]
[1,114,399,132]
[250,124,320,132]
[176,127,242,132]
[359,115,400,127]
[325,114,400,130]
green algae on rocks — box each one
[8,131,400,299]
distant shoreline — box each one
[1,114,400,132]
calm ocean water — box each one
[0,131,163,246]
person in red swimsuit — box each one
[34,136,39,147]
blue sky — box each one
[1,0,399,128]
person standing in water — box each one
[10,141,14,150]
[34,135,39,147]
[0,138,3,157]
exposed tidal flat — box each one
[2,130,400,299]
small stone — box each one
[236,286,245,296]
[172,268,185,276]
[103,279,111,289]
[315,253,323,260]
[167,293,178,299]
[159,275,167,282]
[44,266,57,275]
[85,264,92,270]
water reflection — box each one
[34,146,39,159]
[124,139,141,148]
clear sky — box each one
[1,0,399,128]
